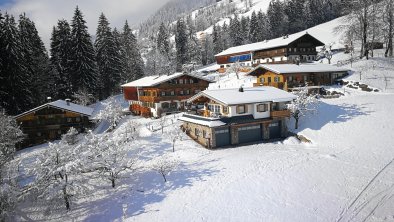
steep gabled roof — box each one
[121,72,214,88]
[215,32,324,57]
[188,87,297,106]
[15,100,94,119]
[247,63,351,75]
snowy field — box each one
[14,56,394,222]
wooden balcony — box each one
[271,110,291,118]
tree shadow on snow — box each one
[81,159,220,221]
[292,101,373,131]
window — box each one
[222,106,228,113]
[190,79,194,84]
[170,91,175,96]
[274,76,280,82]
[179,79,184,84]
[195,128,199,136]
[58,130,62,135]
[303,75,308,82]
[179,90,184,95]
[237,105,246,114]
[257,104,268,112]
[186,90,190,95]
[259,77,265,83]
[268,77,272,83]
[174,80,178,84]
[203,130,206,138]
[288,76,293,82]
[194,89,201,94]
[209,104,220,113]
[36,132,42,137]
[76,117,81,122]
[67,118,72,123]
[161,91,166,96]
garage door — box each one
[269,121,281,139]
[215,128,230,147]
[238,124,262,144]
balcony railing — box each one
[271,110,291,118]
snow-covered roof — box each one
[248,63,351,75]
[179,114,226,127]
[15,100,94,119]
[121,72,214,87]
[189,87,297,106]
[215,32,324,57]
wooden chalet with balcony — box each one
[247,63,350,90]
[121,72,214,118]
[215,32,325,71]
[14,99,94,149]
[179,87,297,148]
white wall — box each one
[253,103,270,119]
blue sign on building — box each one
[229,54,251,62]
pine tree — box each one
[69,6,98,95]
[240,16,250,44]
[157,22,170,56]
[175,18,188,71]
[230,14,243,46]
[221,22,231,50]
[249,11,259,43]
[121,21,144,81]
[212,24,223,55]
[95,13,121,99]
[18,14,53,107]
[112,28,127,82]
[50,19,73,99]
[286,0,307,34]
[267,0,288,38]
[0,13,33,115]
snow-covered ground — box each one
[13,54,394,221]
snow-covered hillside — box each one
[13,53,394,221]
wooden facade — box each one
[123,74,212,118]
[249,66,349,90]
[215,33,324,66]
[15,106,92,149]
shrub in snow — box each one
[61,127,79,145]
[86,132,139,188]
[287,85,319,129]
[165,125,184,152]
[28,141,90,211]
[0,113,24,220]
[72,90,95,106]
[97,98,124,130]
[152,155,178,183]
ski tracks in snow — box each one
[336,157,394,222]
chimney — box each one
[239,85,244,92]
[47,97,52,102]
[65,99,71,106]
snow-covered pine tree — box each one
[50,19,73,100]
[175,18,189,71]
[285,0,307,34]
[95,13,122,100]
[221,22,231,50]
[70,6,98,96]
[257,10,271,41]
[212,24,223,55]
[18,14,53,107]
[0,13,33,115]
[157,22,170,56]
[384,0,393,57]
[249,11,259,43]
[229,14,243,46]
[121,21,144,81]
[186,17,202,66]
[267,0,288,38]
[240,16,250,44]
